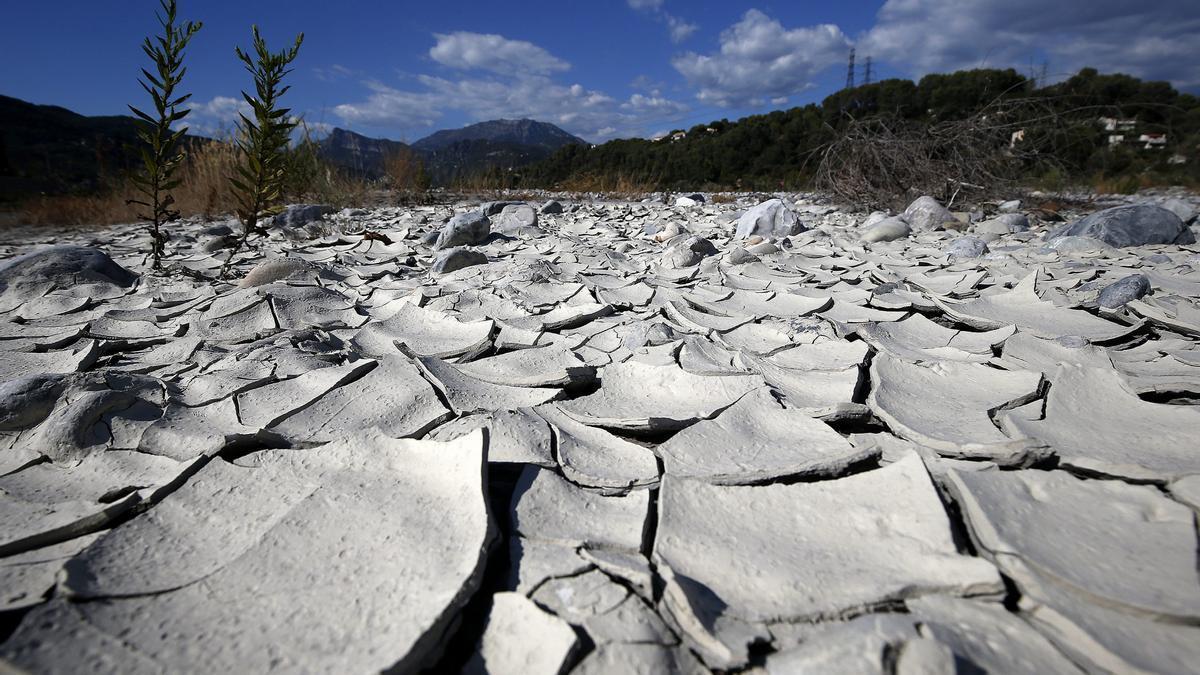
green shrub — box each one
[128,0,202,271]
[222,26,303,278]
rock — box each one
[238,257,321,288]
[1097,273,1151,309]
[465,593,578,675]
[200,223,234,236]
[481,201,522,217]
[435,210,491,249]
[944,236,989,259]
[1043,235,1115,254]
[492,204,539,235]
[903,196,960,231]
[997,199,1021,212]
[860,216,911,243]
[726,246,759,265]
[662,235,718,268]
[1049,203,1194,247]
[735,199,806,239]
[539,200,564,214]
[0,246,136,299]
[432,247,488,275]
[674,196,699,207]
[271,204,333,228]
[1156,197,1196,224]
[972,213,1029,240]
[202,235,237,253]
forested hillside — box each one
[519,68,1200,193]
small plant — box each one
[128,0,202,271]
[222,26,303,278]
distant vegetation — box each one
[4,29,1199,230]
[519,68,1200,203]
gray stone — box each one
[271,203,334,228]
[0,246,136,299]
[944,236,989,259]
[735,199,805,239]
[540,200,564,214]
[432,247,488,274]
[1097,273,1151,309]
[492,204,539,235]
[663,235,718,268]
[860,216,911,243]
[1049,203,1194,247]
[435,210,491,249]
[903,196,960,231]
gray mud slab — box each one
[999,364,1200,481]
[654,453,1001,669]
[869,353,1044,463]
[3,430,493,674]
[657,387,875,484]
[556,360,763,431]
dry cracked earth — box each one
[1,191,1199,674]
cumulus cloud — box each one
[859,0,1200,87]
[333,81,440,128]
[673,10,850,107]
[334,32,690,141]
[429,31,569,75]
[185,95,250,137]
[627,0,697,44]
[666,15,699,43]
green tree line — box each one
[517,67,1200,192]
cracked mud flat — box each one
[0,191,1199,674]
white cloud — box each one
[332,80,441,128]
[429,31,569,75]
[313,64,355,82]
[627,0,697,44]
[859,0,1200,87]
[184,95,250,137]
[666,15,698,43]
[673,10,850,107]
[335,73,690,142]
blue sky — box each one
[2,0,1198,142]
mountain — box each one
[0,95,146,201]
[318,119,588,185]
[412,119,586,153]
[316,128,410,179]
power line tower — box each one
[845,48,856,90]
[1038,61,1048,90]
[863,56,873,86]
